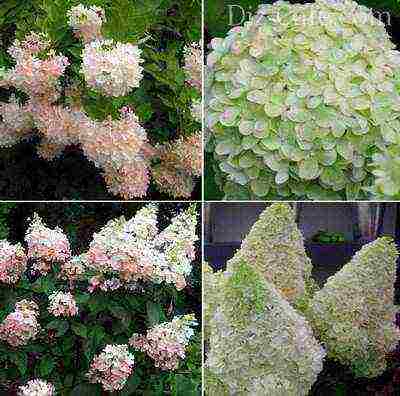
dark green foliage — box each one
[0,0,201,200]
[0,203,202,395]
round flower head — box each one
[0,240,27,284]
[82,39,144,97]
[48,291,78,317]
[18,379,55,396]
[25,213,71,273]
[87,344,135,391]
[130,314,198,370]
[206,0,400,200]
[0,299,40,347]
[183,42,202,91]
[67,4,106,43]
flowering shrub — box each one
[205,260,325,395]
[205,0,400,200]
[0,203,201,394]
[227,202,317,309]
[0,1,201,200]
[308,237,400,378]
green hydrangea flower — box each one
[307,237,400,378]
[206,0,400,200]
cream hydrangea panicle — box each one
[0,95,33,147]
[129,314,197,370]
[48,291,79,317]
[0,240,27,284]
[308,237,400,378]
[0,299,41,347]
[205,260,325,396]
[85,205,196,290]
[227,203,316,309]
[183,41,202,91]
[82,39,144,97]
[67,4,106,43]
[1,32,69,101]
[18,379,55,396]
[25,213,71,274]
[87,344,135,391]
[152,165,195,198]
[206,0,400,200]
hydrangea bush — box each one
[308,237,400,378]
[205,260,325,396]
[0,203,201,394]
[206,0,400,200]
[0,1,201,199]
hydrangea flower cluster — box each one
[0,300,41,347]
[0,4,201,200]
[60,254,87,284]
[153,132,202,198]
[308,237,400,378]
[206,0,400,200]
[67,4,106,43]
[129,314,197,370]
[86,344,135,392]
[85,204,197,291]
[183,42,202,91]
[17,379,55,396]
[48,291,79,317]
[205,260,325,395]
[25,213,71,274]
[227,203,316,308]
[82,39,144,97]
[0,241,27,284]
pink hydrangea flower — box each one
[18,379,55,396]
[48,291,79,317]
[0,300,41,347]
[183,42,202,91]
[0,240,27,284]
[87,344,135,391]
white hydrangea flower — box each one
[82,39,144,97]
[18,379,55,396]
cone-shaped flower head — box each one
[308,237,400,378]
[206,260,325,395]
[227,203,316,308]
[206,0,400,200]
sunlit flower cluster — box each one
[183,42,202,91]
[206,0,400,200]
[87,344,135,391]
[18,379,55,396]
[0,241,27,284]
[85,204,197,290]
[48,291,79,317]
[82,39,144,97]
[205,260,325,395]
[308,237,400,378]
[0,300,41,347]
[130,314,197,370]
[67,4,106,43]
[25,213,71,274]
[228,203,316,308]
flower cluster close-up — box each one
[205,0,400,200]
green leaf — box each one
[10,352,27,376]
[72,323,87,338]
[47,319,69,337]
[146,301,166,327]
[171,374,200,396]
[71,383,101,396]
[39,357,55,377]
